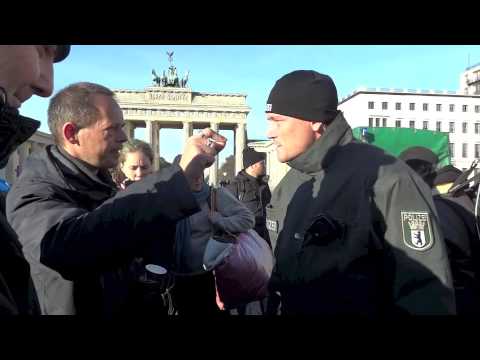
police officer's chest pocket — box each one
[299,215,345,248]
[296,214,352,283]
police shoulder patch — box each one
[401,211,434,251]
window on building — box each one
[396,102,401,110]
[475,105,480,113]
[436,121,441,132]
[382,118,387,127]
[423,103,428,111]
[475,123,480,134]
[423,121,428,130]
[449,122,455,133]
[409,103,415,111]
[462,143,468,158]
[475,144,480,159]
[382,102,388,110]
[409,120,415,129]
[449,104,455,112]
[368,101,374,109]
[369,117,373,127]
[436,104,442,111]
[449,143,455,158]
[375,118,380,127]
[462,122,468,133]
[463,105,468,112]
[395,120,401,128]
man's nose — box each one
[32,60,54,98]
[266,122,276,139]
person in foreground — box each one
[264,70,455,315]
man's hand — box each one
[179,128,226,186]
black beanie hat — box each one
[54,45,70,63]
[243,147,265,169]
[433,165,462,186]
[398,146,439,166]
[266,70,338,123]
[399,146,438,188]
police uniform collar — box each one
[287,111,352,174]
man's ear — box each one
[311,121,327,135]
[63,122,80,145]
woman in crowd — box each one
[115,139,155,188]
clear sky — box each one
[20,45,480,164]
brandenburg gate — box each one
[113,52,250,186]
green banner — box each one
[352,127,451,167]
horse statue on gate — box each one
[180,70,190,88]
[151,51,189,88]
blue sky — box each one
[20,45,480,164]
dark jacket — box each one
[0,105,41,316]
[226,170,271,243]
[433,192,480,315]
[0,211,40,315]
[266,112,455,315]
[6,145,199,315]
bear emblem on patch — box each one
[401,211,434,251]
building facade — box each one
[338,88,480,171]
[460,62,480,96]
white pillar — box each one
[209,122,219,186]
[235,122,246,175]
[182,121,193,146]
[124,120,135,141]
[146,121,160,171]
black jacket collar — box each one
[46,145,117,203]
[287,112,353,175]
[0,102,40,168]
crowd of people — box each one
[0,45,478,316]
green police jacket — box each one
[266,112,456,315]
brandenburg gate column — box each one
[209,122,219,186]
[124,121,135,141]
[235,122,246,176]
[182,121,193,146]
[146,120,160,171]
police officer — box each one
[399,148,480,315]
[226,147,271,246]
[265,70,455,315]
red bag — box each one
[203,187,274,310]
[213,229,273,309]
